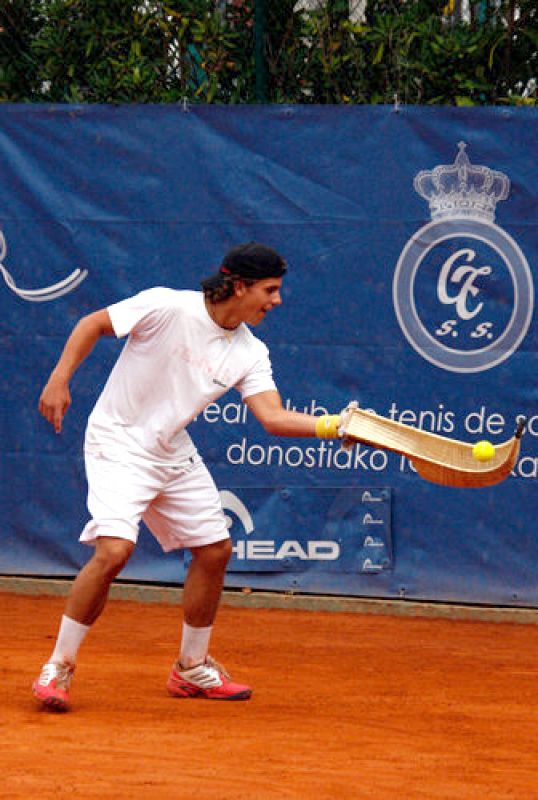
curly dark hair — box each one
[201,273,255,303]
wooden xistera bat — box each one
[339,403,525,488]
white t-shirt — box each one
[85,288,277,461]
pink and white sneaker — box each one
[32,661,75,711]
[166,656,251,701]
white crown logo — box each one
[413,142,510,223]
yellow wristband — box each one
[315,414,341,439]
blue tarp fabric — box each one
[0,104,536,604]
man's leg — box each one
[166,538,251,700]
[33,537,134,710]
[178,538,232,667]
[64,537,135,626]
[183,539,232,628]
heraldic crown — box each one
[413,142,510,223]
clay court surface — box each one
[2,591,538,799]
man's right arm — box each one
[38,309,114,433]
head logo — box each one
[219,490,254,535]
[362,512,383,525]
[0,228,87,302]
[219,489,340,562]
[393,143,534,373]
[361,490,383,502]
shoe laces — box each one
[176,655,231,680]
[38,661,75,689]
[206,655,231,680]
[176,655,232,689]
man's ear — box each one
[234,280,247,297]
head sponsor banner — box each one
[0,105,536,604]
[219,487,392,576]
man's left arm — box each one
[244,391,340,439]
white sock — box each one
[179,622,212,669]
[49,615,91,665]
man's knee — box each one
[93,537,134,579]
[191,538,232,572]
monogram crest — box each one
[393,143,534,373]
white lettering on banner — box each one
[362,559,382,572]
[284,398,329,416]
[361,491,383,502]
[364,536,384,547]
[213,404,533,482]
[232,540,340,561]
[194,397,327,426]
[202,402,249,424]
[470,322,494,340]
[464,406,506,435]
[437,249,491,321]
[513,457,538,479]
[243,540,275,559]
[387,402,456,434]
[220,490,341,563]
[226,438,388,471]
[363,513,383,525]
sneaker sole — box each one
[32,686,70,712]
[167,687,252,701]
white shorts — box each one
[80,450,229,552]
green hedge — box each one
[0,0,536,105]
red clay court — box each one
[2,589,538,799]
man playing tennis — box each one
[33,242,342,710]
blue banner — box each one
[0,104,536,604]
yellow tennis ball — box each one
[472,440,496,462]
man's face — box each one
[234,277,283,326]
